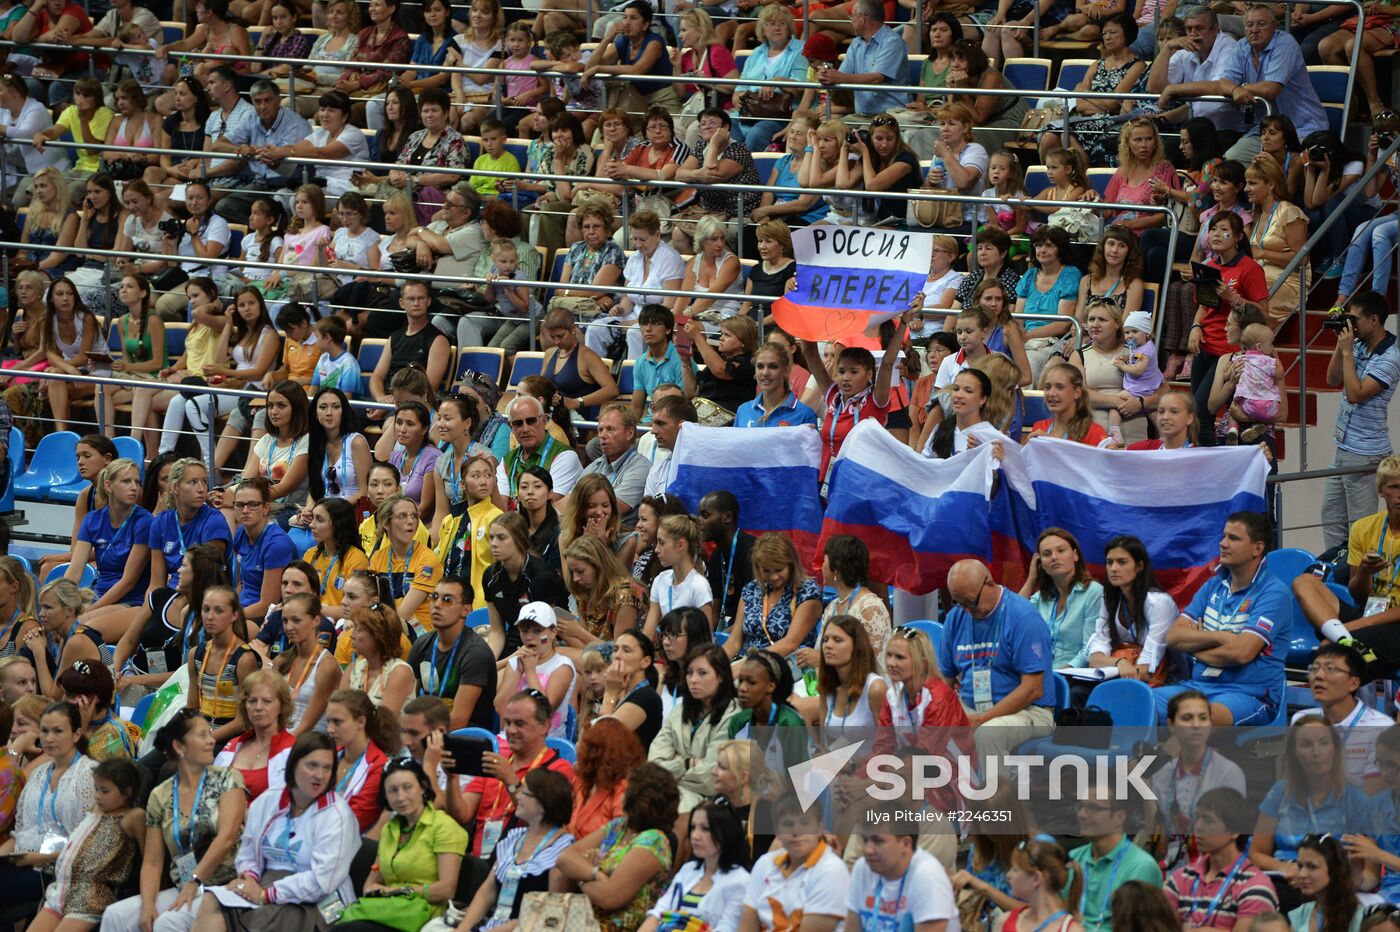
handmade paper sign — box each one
[772,226,933,347]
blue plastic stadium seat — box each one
[449,726,499,752]
[132,692,157,731]
[0,427,25,514]
[1027,678,1155,757]
[114,437,144,477]
[901,619,943,652]
[546,736,576,764]
[617,361,635,396]
[457,348,505,385]
[14,431,79,502]
[44,562,97,587]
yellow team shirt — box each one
[284,335,319,383]
[368,541,442,637]
[434,498,503,611]
[1348,510,1400,610]
[302,545,370,610]
[359,514,430,557]
[184,323,219,377]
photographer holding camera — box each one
[1321,291,1400,554]
[152,179,231,322]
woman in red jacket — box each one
[326,687,400,831]
[215,669,298,801]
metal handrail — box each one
[0,366,394,476]
[7,137,1179,327]
[0,37,1253,127]
[1266,135,1400,473]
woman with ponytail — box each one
[325,688,400,831]
[1002,840,1085,932]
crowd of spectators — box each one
[0,0,1396,928]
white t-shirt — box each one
[506,652,578,739]
[177,214,231,277]
[921,269,964,318]
[312,124,371,194]
[745,842,851,930]
[845,849,959,932]
[921,419,1002,459]
[1291,700,1390,788]
[934,350,970,390]
[623,243,686,317]
[643,449,673,498]
[649,568,713,617]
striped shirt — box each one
[1335,333,1399,457]
[1164,853,1278,930]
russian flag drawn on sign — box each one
[772,226,933,348]
[1019,439,1270,603]
[665,423,824,566]
[821,420,1012,595]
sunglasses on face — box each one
[510,415,542,428]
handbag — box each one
[1053,705,1113,747]
[909,189,964,229]
[1173,169,1200,237]
[1047,206,1104,242]
[739,88,794,120]
[518,892,601,932]
[571,188,620,218]
[337,893,437,932]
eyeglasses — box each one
[510,415,542,428]
[953,579,989,611]
[1307,662,1352,676]
[233,500,265,510]
[326,465,341,497]
[894,627,927,642]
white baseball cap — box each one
[517,601,557,629]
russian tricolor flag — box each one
[1020,439,1271,603]
[666,424,825,565]
[821,421,1021,594]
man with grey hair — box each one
[1150,6,1244,140]
[581,403,648,526]
[820,0,911,119]
[497,394,581,504]
[1162,4,1326,163]
[212,78,310,223]
[412,181,486,278]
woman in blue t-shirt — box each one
[230,476,299,623]
[69,458,153,611]
[147,457,232,596]
[586,0,679,113]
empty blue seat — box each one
[114,437,144,477]
[14,431,79,502]
[44,562,97,587]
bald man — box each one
[936,559,1056,764]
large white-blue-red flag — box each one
[665,423,824,566]
[1020,438,1271,602]
[772,226,933,349]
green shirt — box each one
[376,804,469,916]
[1288,901,1363,932]
[1069,835,1163,931]
[470,150,522,197]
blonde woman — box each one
[15,167,78,277]
[732,5,805,150]
[559,474,639,568]
[446,0,503,131]
[671,9,740,149]
[801,118,856,224]
[1244,157,1307,325]
[1104,118,1179,235]
[558,535,644,651]
[278,0,358,106]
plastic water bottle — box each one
[1126,337,1137,355]
[931,155,944,185]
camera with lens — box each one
[1323,313,1357,332]
[158,217,186,239]
[1308,144,1329,162]
[846,128,871,147]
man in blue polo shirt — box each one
[821,0,911,119]
[1163,5,1326,163]
[1157,510,1290,725]
[937,558,1055,764]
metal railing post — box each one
[207,404,219,475]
